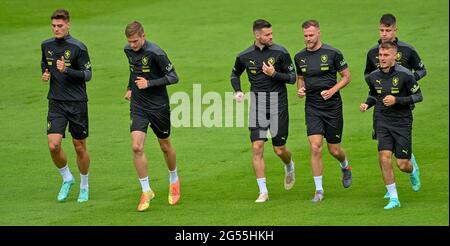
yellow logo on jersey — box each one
[392,77,399,86]
[321,54,328,63]
[64,50,71,60]
[142,56,149,65]
[395,52,402,61]
[268,57,275,65]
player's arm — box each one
[394,74,423,105]
[294,56,306,98]
[271,52,296,84]
[297,75,306,98]
[409,48,427,81]
[321,52,351,100]
[124,72,132,99]
[146,53,179,88]
[230,56,246,92]
[364,52,375,82]
[63,48,92,82]
[361,81,378,111]
[41,45,50,81]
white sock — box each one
[59,164,73,182]
[313,176,323,191]
[386,183,398,199]
[80,173,89,189]
[169,168,178,184]
[257,178,268,194]
[340,159,349,169]
[284,160,295,173]
[139,176,150,192]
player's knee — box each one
[328,147,341,157]
[310,144,322,155]
[273,146,285,156]
[132,143,144,154]
[48,142,61,153]
[252,143,264,156]
[159,142,173,154]
[73,141,87,154]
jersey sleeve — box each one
[334,50,348,72]
[147,52,179,87]
[273,52,296,84]
[41,44,48,73]
[294,54,303,76]
[408,48,427,81]
[396,74,423,105]
[65,47,92,82]
[364,51,377,82]
[230,56,246,92]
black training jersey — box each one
[365,64,422,121]
[230,43,296,108]
[41,34,92,102]
[125,40,177,111]
[364,38,426,82]
[294,44,348,111]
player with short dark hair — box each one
[231,19,297,203]
[123,21,180,212]
[360,41,422,209]
[364,13,426,199]
[41,8,92,203]
[294,19,352,202]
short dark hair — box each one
[380,14,396,27]
[379,40,398,51]
[125,21,144,37]
[253,19,271,32]
[51,9,70,22]
[302,19,320,29]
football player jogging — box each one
[230,19,297,203]
[294,20,352,202]
[41,9,92,203]
[364,14,425,199]
[360,41,422,209]
[123,21,180,212]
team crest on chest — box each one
[392,76,399,86]
[267,57,275,65]
[64,50,71,59]
[321,54,328,63]
[142,56,149,65]
[395,52,402,61]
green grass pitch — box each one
[0,0,448,225]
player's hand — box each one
[235,91,244,103]
[383,95,396,106]
[135,76,148,89]
[56,56,66,73]
[320,89,335,100]
[262,61,275,77]
[297,87,306,98]
[359,103,369,112]
[124,90,132,101]
[41,69,50,81]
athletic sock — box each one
[169,168,178,184]
[80,173,89,189]
[139,176,150,193]
[257,178,268,194]
[386,183,398,199]
[59,164,73,182]
[313,176,323,191]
